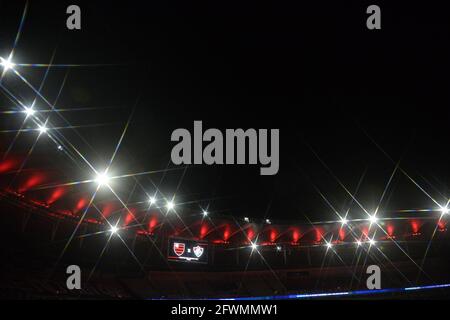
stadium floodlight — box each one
[251,242,258,250]
[369,238,376,246]
[24,106,35,117]
[356,240,362,246]
[244,217,250,222]
[148,196,156,205]
[202,210,208,216]
[38,124,48,135]
[95,171,110,187]
[368,214,378,224]
[0,56,15,72]
[325,242,333,249]
[340,217,348,225]
[110,225,118,234]
[440,206,449,215]
[265,219,271,224]
[166,200,175,211]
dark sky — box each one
[1,0,449,222]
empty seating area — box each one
[0,269,131,300]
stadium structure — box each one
[1,156,449,299]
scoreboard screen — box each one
[167,238,208,264]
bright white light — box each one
[202,210,208,216]
[57,145,63,151]
[251,242,258,250]
[95,171,110,187]
[340,217,348,225]
[110,226,118,234]
[326,242,333,249]
[166,200,175,211]
[38,125,48,134]
[368,215,378,224]
[148,197,156,205]
[369,238,376,246]
[356,240,362,246]
[24,106,35,117]
[276,245,282,251]
[244,217,250,222]
[0,56,15,72]
[440,206,449,215]
[265,219,271,224]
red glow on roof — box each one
[0,159,16,173]
[101,203,117,218]
[315,228,322,242]
[387,224,394,237]
[75,198,88,212]
[19,173,46,192]
[124,209,136,225]
[361,226,369,239]
[200,224,208,239]
[411,220,420,234]
[223,227,230,241]
[270,229,277,242]
[292,229,300,243]
[47,187,66,205]
[247,228,254,240]
[339,228,345,241]
[148,216,158,232]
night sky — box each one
[1,0,449,222]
